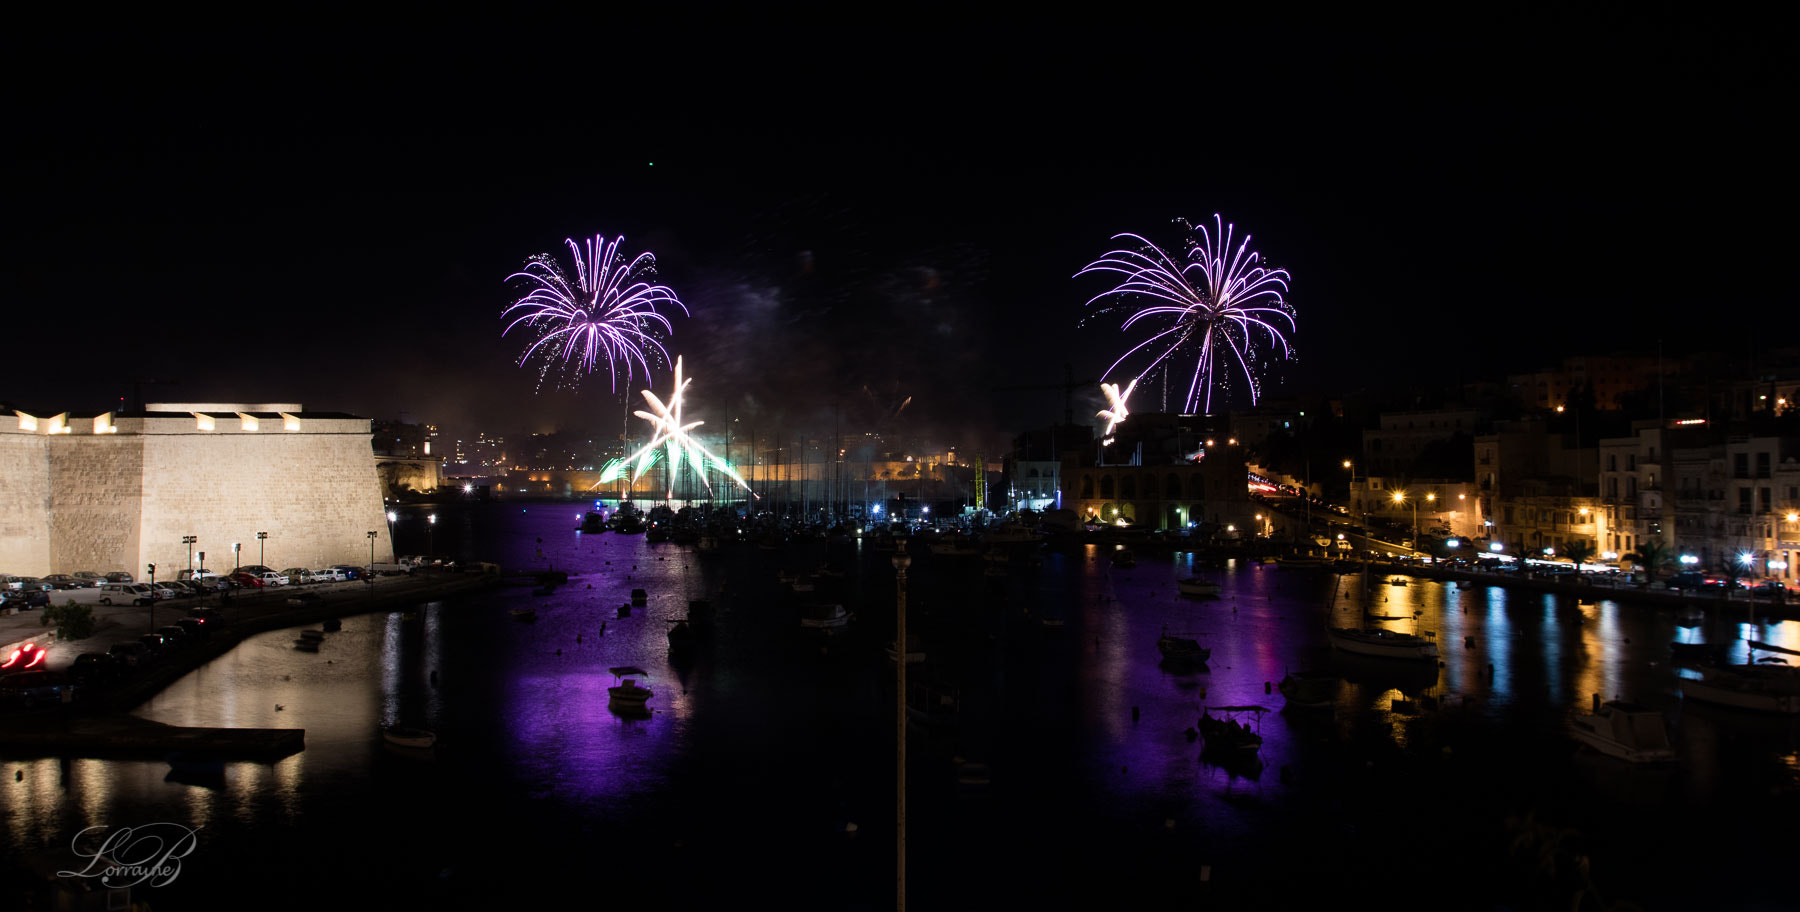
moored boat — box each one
[800,604,852,629]
[1679,663,1800,713]
[1157,626,1210,662]
[383,725,437,749]
[1177,577,1220,597]
[608,667,653,715]
[1327,626,1439,660]
[887,635,926,664]
[510,608,537,622]
[1568,701,1674,762]
[1199,706,1267,753]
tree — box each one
[1562,539,1596,571]
[41,600,96,641]
[1624,538,1670,582]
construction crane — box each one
[128,379,177,413]
[991,363,1098,427]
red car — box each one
[226,572,264,589]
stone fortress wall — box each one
[1,403,393,577]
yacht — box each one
[1568,701,1674,762]
[1177,577,1220,597]
[1679,664,1800,713]
[1326,626,1439,660]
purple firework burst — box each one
[1078,215,1295,412]
[502,235,688,391]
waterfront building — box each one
[1360,408,1480,477]
[1,403,392,577]
[1597,421,1670,563]
[1062,413,1251,531]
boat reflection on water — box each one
[1569,748,1677,807]
[1328,649,1440,698]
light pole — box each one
[232,542,241,573]
[257,531,268,571]
[146,562,156,630]
[182,535,196,580]
[892,544,912,912]
[428,513,436,560]
[387,511,397,553]
[1392,491,1416,553]
[367,531,378,591]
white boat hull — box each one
[1568,726,1674,762]
[801,609,851,629]
[1328,628,1439,660]
[1177,580,1219,596]
[1680,677,1800,713]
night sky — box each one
[5,14,1790,449]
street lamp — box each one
[892,547,912,908]
[182,535,196,580]
[428,513,436,559]
[146,562,155,630]
[257,531,268,571]
[367,531,379,590]
[1392,490,1417,552]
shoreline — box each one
[0,570,502,758]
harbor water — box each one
[4,502,1798,910]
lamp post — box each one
[367,531,378,591]
[146,562,155,630]
[1393,491,1416,553]
[257,531,268,571]
[232,542,241,573]
[892,544,912,911]
[428,513,436,560]
[182,535,196,580]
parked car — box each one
[136,633,170,661]
[40,574,83,590]
[1,589,49,610]
[0,670,72,709]
[108,641,147,668]
[69,652,121,686]
[11,578,54,592]
[235,565,274,576]
[186,607,227,627]
[178,569,225,582]
[104,571,134,583]
[149,583,185,600]
[98,583,157,606]
[331,565,365,581]
[173,617,209,640]
[281,568,318,585]
[226,572,264,589]
[72,571,106,587]
[155,626,190,650]
[313,568,348,582]
[258,572,290,587]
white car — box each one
[281,568,320,585]
[98,583,157,606]
[313,568,348,582]
[258,572,290,587]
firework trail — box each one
[598,357,756,499]
[502,235,688,391]
[1078,215,1294,413]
